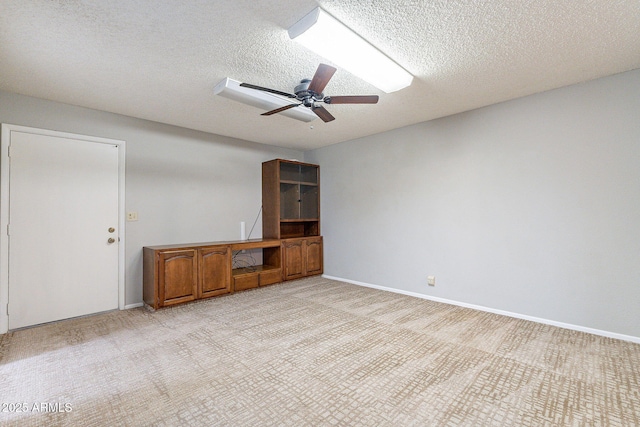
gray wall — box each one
[0,91,301,306]
[306,69,640,339]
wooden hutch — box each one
[143,159,323,309]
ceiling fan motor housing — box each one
[295,79,323,107]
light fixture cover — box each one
[289,7,413,93]
[213,77,316,122]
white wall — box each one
[0,91,301,306]
[306,69,640,339]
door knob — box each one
[108,227,115,233]
[107,238,116,244]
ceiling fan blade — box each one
[325,95,379,104]
[308,64,337,94]
[240,83,297,99]
[312,105,335,122]
[261,103,300,116]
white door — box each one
[7,129,120,329]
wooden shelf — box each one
[145,238,280,251]
[280,179,318,186]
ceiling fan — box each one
[239,64,379,123]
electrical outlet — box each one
[127,212,138,221]
[427,276,436,286]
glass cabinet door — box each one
[280,182,300,219]
[300,185,318,218]
[279,163,318,220]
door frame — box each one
[0,123,126,334]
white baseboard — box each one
[322,275,640,344]
[124,303,144,310]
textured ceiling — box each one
[1,1,639,150]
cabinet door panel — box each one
[283,240,304,280]
[199,247,231,298]
[159,250,197,306]
[305,238,323,276]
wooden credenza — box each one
[143,159,325,310]
[143,239,282,309]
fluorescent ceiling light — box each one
[288,7,413,93]
[213,77,317,122]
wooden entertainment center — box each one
[143,159,323,309]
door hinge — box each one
[6,224,9,236]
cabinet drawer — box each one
[234,274,259,291]
[260,269,282,286]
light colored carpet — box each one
[1,276,639,426]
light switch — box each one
[127,212,138,221]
